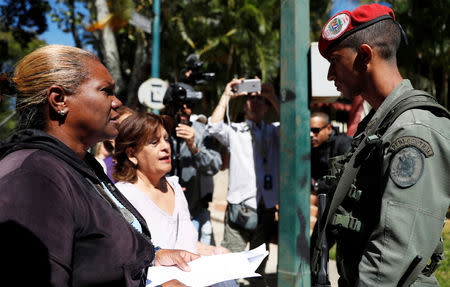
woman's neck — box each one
[45,127,88,159]
[134,170,174,215]
[135,170,169,195]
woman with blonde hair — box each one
[0,45,197,287]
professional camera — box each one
[163,54,214,125]
[183,54,215,85]
[163,55,215,176]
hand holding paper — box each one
[155,249,200,272]
[147,244,269,287]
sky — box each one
[40,0,86,46]
[40,17,75,46]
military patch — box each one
[388,136,434,157]
[390,147,424,188]
[322,13,350,40]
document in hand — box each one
[146,244,269,287]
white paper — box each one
[146,244,269,287]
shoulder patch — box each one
[388,136,434,157]
[390,147,424,188]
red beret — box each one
[318,3,395,58]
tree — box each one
[158,0,281,118]
[48,0,282,115]
[0,0,50,47]
[44,0,341,116]
[49,0,86,47]
[0,0,49,139]
[393,0,449,109]
[310,0,334,41]
[93,0,127,99]
[0,33,47,139]
[365,0,449,109]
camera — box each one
[183,54,215,85]
[163,54,214,125]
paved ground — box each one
[210,170,339,286]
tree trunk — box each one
[67,0,82,48]
[126,33,151,108]
[95,0,125,100]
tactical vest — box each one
[312,90,450,286]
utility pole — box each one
[278,0,311,286]
[151,0,160,78]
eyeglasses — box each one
[310,124,328,134]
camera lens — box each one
[175,85,186,101]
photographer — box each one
[163,79,222,246]
[207,78,280,287]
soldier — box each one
[311,3,450,287]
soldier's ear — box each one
[354,44,372,73]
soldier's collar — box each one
[365,79,413,135]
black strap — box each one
[311,89,449,269]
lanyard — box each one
[246,121,268,173]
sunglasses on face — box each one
[311,124,328,134]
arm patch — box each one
[389,146,424,188]
[388,136,434,157]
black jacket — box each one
[0,129,154,287]
[311,127,352,181]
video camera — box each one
[163,54,215,125]
[183,54,215,85]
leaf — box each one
[86,13,113,32]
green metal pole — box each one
[278,0,311,286]
[151,0,160,78]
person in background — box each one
[0,45,198,287]
[100,105,135,182]
[113,111,236,287]
[310,111,352,182]
[311,4,450,286]
[163,91,222,246]
[309,112,352,230]
[207,79,280,287]
[93,140,113,173]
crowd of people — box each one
[0,3,449,287]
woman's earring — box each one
[59,110,65,116]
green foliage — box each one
[0,32,45,138]
[158,0,281,117]
[49,0,91,47]
[0,0,50,47]
[310,0,333,41]
[436,222,450,286]
[391,0,449,108]
[329,243,336,260]
[0,31,46,73]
